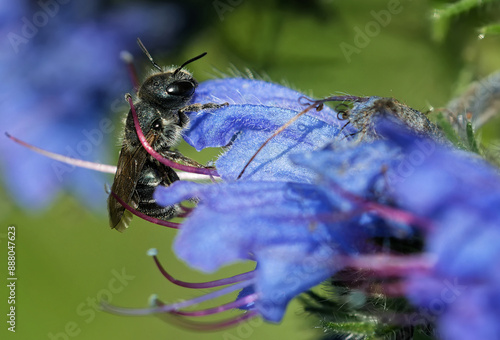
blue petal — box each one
[291,140,403,197]
[290,138,416,239]
[191,78,342,126]
[254,243,339,322]
[406,274,500,340]
[184,79,347,181]
[440,283,500,340]
[155,181,336,271]
[155,177,386,322]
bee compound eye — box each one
[166,81,195,97]
[152,118,163,131]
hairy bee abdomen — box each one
[134,160,181,220]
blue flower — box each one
[1,0,185,209]
[102,80,429,326]
[376,124,500,340]
[101,75,500,338]
[145,81,421,323]
[297,121,500,338]
[102,78,385,325]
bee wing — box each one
[107,145,150,232]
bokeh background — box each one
[1,0,499,339]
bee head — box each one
[136,38,207,109]
[139,70,198,108]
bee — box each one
[108,39,225,232]
[335,96,444,142]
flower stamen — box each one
[164,294,258,317]
[151,295,260,330]
[154,307,259,331]
[101,279,256,316]
[5,132,117,174]
[5,132,211,181]
[127,95,219,176]
[109,191,181,229]
[148,249,256,288]
[326,181,434,231]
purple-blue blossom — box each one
[98,75,500,339]
[292,121,500,339]
[146,80,420,323]
[379,124,500,340]
[102,78,387,324]
[150,123,419,322]
[1,0,185,209]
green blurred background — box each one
[1,0,500,339]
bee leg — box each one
[161,150,213,168]
[179,102,229,113]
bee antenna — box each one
[173,52,208,76]
[137,38,162,72]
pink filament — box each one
[5,132,117,174]
[127,96,219,176]
[109,191,181,229]
[150,296,259,331]
[155,293,258,317]
[5,132,212,182]
[344,254,434,277]
[156,309,260,331]
[151,252,256,289]
[101,279,255,316]
[327,180,433,232]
